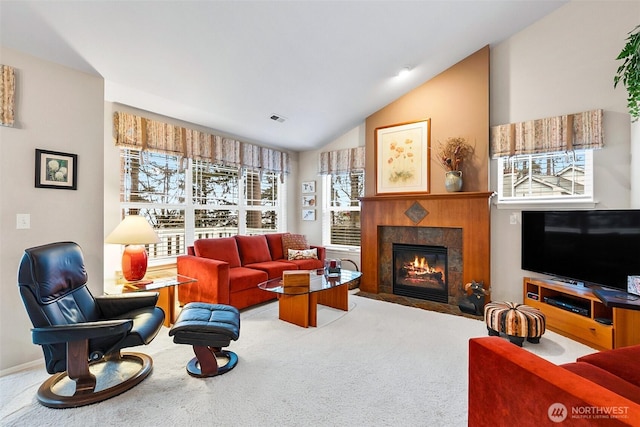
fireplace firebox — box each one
[392,243,448,303]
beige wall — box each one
[365,46,490,195]
[489,0,639,303]
[297,124,365,267]
[0,47,105,372]
[297,125,364,241]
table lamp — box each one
[105,215,160,282]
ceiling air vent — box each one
[270,114,286,123]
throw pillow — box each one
[288,248,318,260]
[282,233,309,256]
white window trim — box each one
[495,150,595,208]
[321,174,362,249]
[120,150,285,262]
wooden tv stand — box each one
[523,277,640,350]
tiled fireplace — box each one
[382,227,462,304]
[360,192,493,307]
[392,243,449,302]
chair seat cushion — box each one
[101,306,165,350]
[287,258,323,270]
[169,303,240,347]
[228,267,268,292]
[561,361,640,405]
[577,344,640,388]
[244,260,297,279]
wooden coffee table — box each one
[258,269,362,328]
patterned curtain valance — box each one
[113,111,290,175]
[490,109,604,158]
[318,146,366,175]
[1,65,16,127]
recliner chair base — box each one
[187,347,238,377]
[37,352,152,409]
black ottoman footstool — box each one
[169,302,240,378]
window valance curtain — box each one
[318,146,366,175]
[490,109,603,158]
[113,111,290,175]
[1,65,16,127]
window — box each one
[119,149,284,261]
[242,169,280,233]
[497,150,593,202]
[322,170,364,247]
[191,159,239,240]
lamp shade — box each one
[105,215,161,245]
[106,215,160,282]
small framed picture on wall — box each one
[302,181,315,194]
[35,149,78,190]
[302,209,315,221]
[302,195,316,207]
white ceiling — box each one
[0,0,567,152]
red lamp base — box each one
[122,245,149,282]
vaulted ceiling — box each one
[0,1,567,151]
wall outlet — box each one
[17,213,31,229]
[509,212,520,225]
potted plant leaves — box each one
[614,25,640,121]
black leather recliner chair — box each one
[18,241,165,408]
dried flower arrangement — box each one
[437,137,474,171]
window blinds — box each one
[113,111,290,176]
[318,146,366,175]
[490,109,603,158]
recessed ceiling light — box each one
[397,66,412,77]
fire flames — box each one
[403,255,438,277]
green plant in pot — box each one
[614,25,640,121]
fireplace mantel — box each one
[359,191,494,296]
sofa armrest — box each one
[468,337,640,426]
[177,255,230,305]
[310,245,326,262]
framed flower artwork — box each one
[375,118,430,195]
[35,149,78,190]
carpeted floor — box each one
[0,293,595,426]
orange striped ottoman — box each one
[484,301,546,347]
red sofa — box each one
[468,337,640,426]
[177,233,325,309]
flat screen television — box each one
[521,210,640,293]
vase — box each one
[445,170,463,192]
